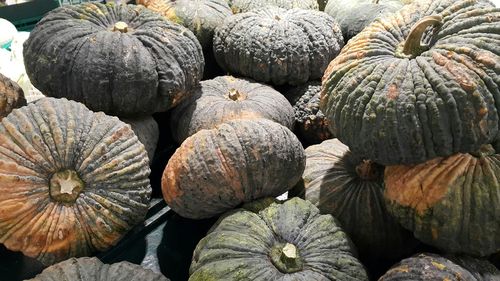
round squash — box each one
[162,118,305,219]
[230,0,319,13]
[379,253,499,281]
[0,72,26,120]
[321,0,500,165]
[384,144,500,256]
[189,197,369,280]
[23,3,204,117]
[170,76,294,143]
[324,0,411,42]
[25,257,170,280]
[137,0,232,49]
[0,97,151,265]
[213,8,343,85]
[121,116,159,164]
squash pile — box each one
[0,0,498,280]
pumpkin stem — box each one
[49,170,85,204]
[228,88,243,101]
[399,15,443,58]
[470,144,496,158]
[270,243,303,273]
[113,21,129,33]
[355,159,383,181]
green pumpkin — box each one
[23,3,204,117]
[321,0,500,165]
[230,0,319,13]
[189,197,369,280]
[121,115,159,163]
[0,72,26,120]
[213,8,344,85]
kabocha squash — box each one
[23,3,204,117]
[379,253,500,281]
[0,98,151,265]
[292,139,418,260]
[229,0,319,13]
[286,81,332,145]
[170,76,294,143]
[162,118,305,219]
[189,197,369,281]
[213,8,344,85]
[122,116,159,163]
[137,0,232,49]
[384,144,500,256]
[26,257,170,281]
[321,0,500,165]
[0,72,26,120]
[324,0,411,42]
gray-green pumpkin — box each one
[230,0,319,13]
[121,115,159,163]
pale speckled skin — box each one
[321,0,500,165]
[0,72,26,120]
[213,8,344,85]
[0,98,151,265]
[162,118,305,219]
[230,0,319,13]
[23,3,204,117]
[189,198,369,281]
[170,76,295,143]
[25,257,170,281]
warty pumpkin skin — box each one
[25,257,170,281]
[23,3,204,117]
[121,115,159,164]
[384,144,500,257]
[0,97,151,265]
[321,0,500,165]
[0,72,26,120]
[170,76,294,143]
[162,118,305,219]
[229,0,319,13]
[189,197,369,281]
[292,139,418,260]
[213,8,344,86]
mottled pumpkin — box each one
[121,116,159,163]
[324,0,411,42]
[321,0,500,165]
[162,118,305,219]
[26,257,170,281]
[170,76,294,143]
[0,72,26,120]
[213,8,343,85]
[23,3,204,117]
[190,197,369,280]
[230,0,319,13]
[379,253,499,281]
[0,98,151,265]
[384,144,500,256]
[292,139,417,260]
[137,0,232,49]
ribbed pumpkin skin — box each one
[294,139,417,260]
[162,119,305,219]
[448,256,500,281]
[121,116,159,163]
[170,76,294,143]
[23,3,204,117]
[26,257,170,281]
[213,8,343,85]
[321,0,500,165]
[137,0,232,49]
[230,0,318,13]
[189,198,369,281]
[384,146,500,256]
[0,98,151,265]
[0,72,26,120]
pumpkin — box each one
[213,8,344,85]
[324,0,411,42]
[189,197,369,280]
[137,0,232,49]
[0,97,151,265]
[23,3,204,117]
[318,0,328,11]
[25,257,170,280]
[379,253,499,281]
[229,0,319,13]
[384,144,500,257]
[0,72,26,120]
[286,81,332,145]
[122,116,159,164]
[170,76,294,143]
[162,118,305,219]
[321,0,500,165]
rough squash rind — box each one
[0,72,26,120]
